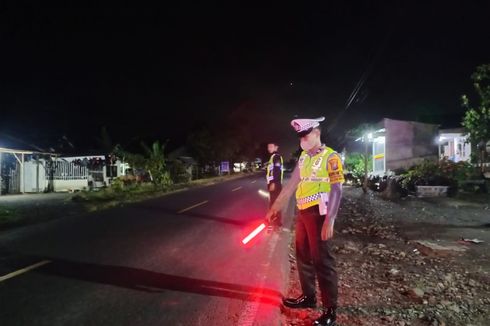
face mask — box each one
[300,137,317,151]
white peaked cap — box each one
[290,117,325,135]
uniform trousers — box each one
[296,205,338,309]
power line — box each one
[327,28,393,133]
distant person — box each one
[266,142,283,228]
[266,117,344,326]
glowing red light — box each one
[242,223,266,244]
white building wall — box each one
[16,156,128,193]
[23,161,48,193]
[439,133,471,162]
[53,179,89,192]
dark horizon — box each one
[1,2,489,155]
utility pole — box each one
[362,136,369,193]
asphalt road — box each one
[0,174,294,326]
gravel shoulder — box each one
[282,187,490,326]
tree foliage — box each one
[461,64,490,146]
[345,123,378,192]
[187,121,259,167]
[344,152,372,182]
[140,140,172,187]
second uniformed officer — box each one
[266,142,283,227]
[266,117,344,326]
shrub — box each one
[400,159,477,194]
[344,152,372,185]
[169,160,192,184]
[111,177,125,192]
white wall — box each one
[53,179,88,192]
[20,156,128,193]
[439,133,471,162]
[23,161,49,193]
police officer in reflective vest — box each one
[266,142,283,227]
[266,117,344,326]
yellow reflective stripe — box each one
[301,177,330,182]
[280,155,284,182]
[267,153,284,183]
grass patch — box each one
[72,172,255,211]
[72,183,169,211]
[0,206,20,227]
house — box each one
[0,146,56,195]
[438,128,471,162]
[43,155,129,192]
[346,116,490,178]
[438,128,490,179]
[368,118,440,175]
[1,147,128,194]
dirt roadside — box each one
[281,187,490,326]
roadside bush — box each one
[154,171,173,189]
[169,160,192,184]
[111,177,125,192]
[442,160,476,188]
[367,175,387,192]
[400,159,477,195]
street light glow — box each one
[375,136,385,143]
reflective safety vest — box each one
[295,147,335,210]
[266,153,283,184]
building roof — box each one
[0,132,51,153]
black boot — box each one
[313,307,336,325]
[282,294,316,309]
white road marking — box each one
[177,200,209,214]
[0,260,51,282]
[258,189,270,199]
[232,186,242,192]
[251,180,257,184]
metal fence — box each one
[49,161,88,180]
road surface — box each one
[0,174,294,325]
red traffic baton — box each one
[241,222,267,245]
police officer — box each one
[266,142,283,227]
[266,117,344,326]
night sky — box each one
[1,2,489,155]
